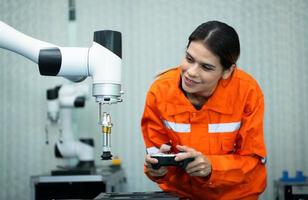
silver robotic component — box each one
[99,109,113,160]
[0,21,123,160]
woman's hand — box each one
[175,145,212,177]
[144,144,170,177]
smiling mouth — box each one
[184,76,200,84]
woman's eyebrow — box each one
[202,63,215,69]
[185,51,194,59]
[186,51,216,69]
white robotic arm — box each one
[47,84,89,123]
[0,21,122,160]
[47,84,94,170]
[0,21,123,102]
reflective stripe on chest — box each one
[208,121,241,133]
[162,119,191,133]
[163,119,241,133]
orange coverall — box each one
[141,67,267,199]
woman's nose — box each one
[187,63,199,76]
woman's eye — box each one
[201,65,214,71]
[186,56,194,63]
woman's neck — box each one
[186,92,209,109]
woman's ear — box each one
[222,64,236,79]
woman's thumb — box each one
[159,144,171,153]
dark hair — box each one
[188,21,240,70]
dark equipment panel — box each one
[35,181,106,199]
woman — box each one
[141,21,267,199]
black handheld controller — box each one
[150,153,194,170]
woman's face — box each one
[180,40,233,98]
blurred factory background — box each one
[0,0,308,199]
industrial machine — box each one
[46,83,96,174]
[0,20,123,160]
[274,171,308,200]
[31,165,126,199]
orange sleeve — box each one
[141,91,170,150]
[194,88,266,188]
[141,90,180,185]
